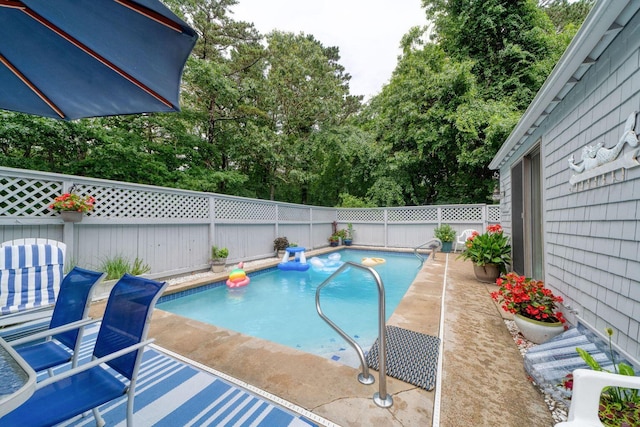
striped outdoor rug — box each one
[31,324,323,427]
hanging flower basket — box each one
[49,192,95,223]
[60,210,84,223]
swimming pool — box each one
[158,250,422,366]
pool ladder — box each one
[315,261,393,408]
[413,238,442,265]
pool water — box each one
[158,250,422,365]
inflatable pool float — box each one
[309,253,344,274]
[361,257,385,267]
[277,246,310,271]
[278,260,310,271]
[226,262,250,288]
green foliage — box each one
[211,246,229,260]
[541,0,595,32]
[575,339,639,406]
[0,0,591,208]
[434,224,456,242]
[457,225,512,273]
[99,255,151,280]
[131,257,151,276]
[346,223,354,240]
[566,328,640,426]
[337,193,376,208]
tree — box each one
[363,42,481,204]
[168,0,266,193]
[423,0,564,110]
[540,0,595,32]
[254,31,361,203]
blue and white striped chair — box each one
[0,239,66,328]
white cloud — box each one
[231,0,426,99]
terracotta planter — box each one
[60,210,83,223]
[514,313,565,344]
[473,263,500,283]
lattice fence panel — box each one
[487,205,501,222]
[278,205,310,221]
[89,185,209,218]
[337,209,385,222]
[312,208,337,222]
[215,198,275,221]
[1,176,63,217]
[441,206,483,222]
[387,207,438,222]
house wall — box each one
[499,9,640,361]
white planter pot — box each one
[514,313,565,344]
[210,259,227,273]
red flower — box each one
[49,193,96,213]
[491,273,566,323]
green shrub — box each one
[211,246,229,260]
[434,224,456,242]
[100,254,151,280]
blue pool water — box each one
[158,250,422,365]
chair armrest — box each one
[0,306,54,328]
[9,318,100,346]
[36,338,155,389]
[563,369,640,425]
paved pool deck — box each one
[90,250,555,426]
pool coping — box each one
[90,246,442,426]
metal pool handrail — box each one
[315,261,393,408]
[414,238,442,264]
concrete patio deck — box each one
[90,251,555,426]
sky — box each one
[231,0,427,100]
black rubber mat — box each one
[366,325,440,390]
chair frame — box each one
[454,229,478,252]
[555,368,640,427]
[10,267,106,374]
[0,274,167,427]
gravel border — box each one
[505,319,569,424]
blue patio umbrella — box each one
[0,0,198,120]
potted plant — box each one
[273,237,289,257]
[491,273,566,344]
[433,224,456,253]
[560,328,640,425]
[344,223,354,246]
[328,234,340,247]
[49,192,95,222]
[210,246,229,273]
[457,224,511,282]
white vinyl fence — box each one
[1,166,500,279]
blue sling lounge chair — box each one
[9,266,106,374]
[0,274,168,427]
